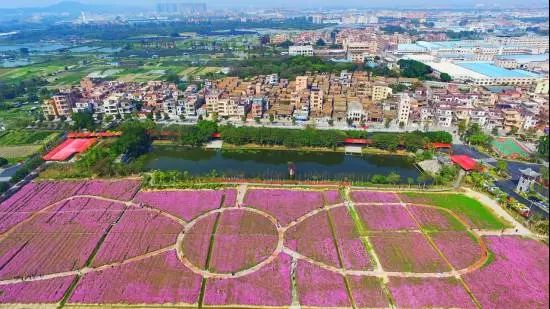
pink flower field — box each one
[209,209,279,273]
[181,212,218,269]
[75,179,141,201]
[463,236,549,308]
[244,189,324,224]
[329,207,372,270]
[430,231,483,270]
[347,275,389,308]
[70,251,202,305]
[285,211,341,267]
[351,190,400,203]
[0,180,548,308]
[323,190,343,205]
[389,277,476,308]
[0,181,84,233]
[133,189,236,221]
[370,232,450,272]
[356,204,418,231]
[406,204,465,231]
[0,276,76,304]
[204,253,292,306]
[0,197,125,280]
[297,260,351,307]
[92,209,182,266]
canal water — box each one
[143,146,421,183]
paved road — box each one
[452,144,491,160]
[452,144,548,217]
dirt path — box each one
[235,184,247,207]
[462,187,532,237]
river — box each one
[143,146,422,183]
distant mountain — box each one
[0,1,144,16]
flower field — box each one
[0,181,547,308]
[244,188,324,224]
[356,204,418,231]
[370,232,451,272]
[463,236,549,308]
[389,277,476,308]
[285,210,341,267]
[204,253,292,306]
[351,190,400,203]
[134,189,236,221]
[91,209,182,266]
[406,204,465,231]
[208,209,279,273]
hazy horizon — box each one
[0,0,548,9]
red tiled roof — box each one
[427,142,452,149]
[43,138,97,161]
[451,155,477,171]
[343,138,372,145]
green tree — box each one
[164,72,180,84]
[440,73,452,82]
[397,59,433,78]
[71,111,95,131]
[387,172,401,184]
[458,119,467,137]
[315,38,326,46]
[496,160,508,175]
[371,174,387,184]
[538,135,549,158]
[114,120,153,158]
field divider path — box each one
[324,196,357,309]
[399,198,483,309]
[289,256,301,309]
[235,184,247,207]
[198,194,226,308]
[342,187,396,308]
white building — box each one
[289,45,314,56]
[347,101,365,123]
[397,93,411,125]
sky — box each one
[0,0,547,9]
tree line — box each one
[157,121,452,152]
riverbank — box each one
[153,140,411,156]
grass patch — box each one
[399,193,510,230]
[0,130,57,146]
[0,145,42,158]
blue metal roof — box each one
[497,54,549,64]
[457,62,541,78]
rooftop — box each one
[457,62,541,79]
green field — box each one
[0,145,42,159]
[399,192,511,230]
[0,130,57,146]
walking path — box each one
[462,187,532,237]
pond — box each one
[143,146,423,183]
